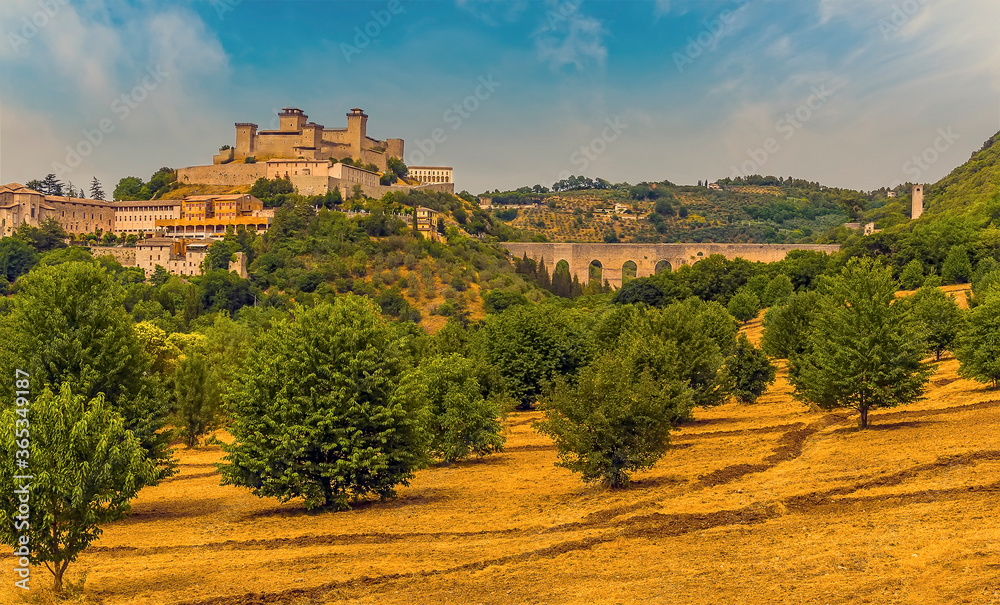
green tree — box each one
[394,354,505,463]
[15,217,69,252]
[41,173,63,196]
[483,290,528,314]
[956,289,1000,387]
[219,297,428,510]
[0,386,157,593]
[726,333,777,404]
[633,302,734,408]
[0,238,38,281]
[113,176,146,201]
[899,259,924,290]
[203,240,237,272]
[473,305,593,408]
[387,157,408,178]
[761,274,794,307]
[727,289,760,324]
[941,245,972,284]
[0,262,172,474]
[760,290,822,359]
[173,345,220,448]
[89,176,106,201]
[909,286,963,361]
[791,258,932,428]
[183,283,202,326]
[535,338,691,488]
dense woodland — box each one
[0,131,998,593]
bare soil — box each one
[4,355,1000,604]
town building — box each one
[409,166,454,184]
[414,207,439,237]
[134,237,247,278]
[154,194,271,239]
[114,200,182,236]
[0,183,114,237]
[264,159,381,196]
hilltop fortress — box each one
[217,107,403,171]
[178,107,454,198]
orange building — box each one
[155,194,271,239]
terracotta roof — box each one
[0,182,40,195]
[182,194,254,201]
[42,194,112,207]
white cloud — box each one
[0,1,232,189]
[455,0,529,26]
[534,0,607,72]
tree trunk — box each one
[859,406,869,429]
[323,480,334,508]
[53,566,63,594]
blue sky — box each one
[1,0,998,195]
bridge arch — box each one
[622,260,638,284]
[589,260,603,286]
[655,259,672,274]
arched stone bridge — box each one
[501,242,841,289]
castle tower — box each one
[912,184,924,220]
[235,123,258,157]
[279,108,307,132]
[346,108,368,159]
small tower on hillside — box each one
[346,108,368,158]
[911,184,924,220]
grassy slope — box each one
[18,348,1000,604]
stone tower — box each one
[911,184,924,220]
[346,108,368,158]
[234,122,257,157]
[279,108,307,132]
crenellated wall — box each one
[501,242,841,289]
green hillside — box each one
[859,131,1000,230]
[487,178,887,246]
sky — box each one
[1,0,998,196]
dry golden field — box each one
[5,335,1000,604]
